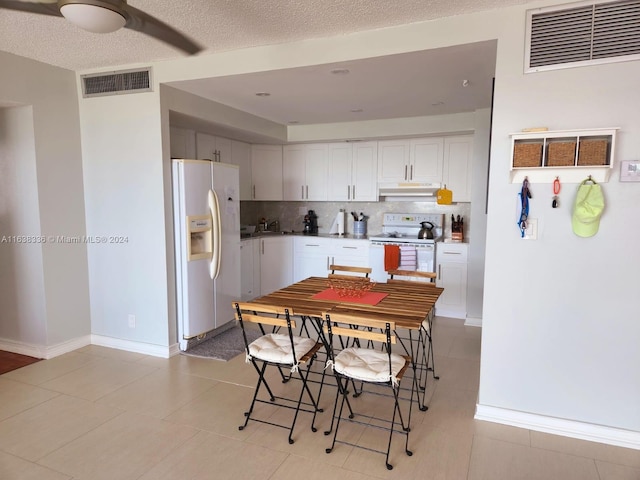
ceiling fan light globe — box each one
[60,4,126,34]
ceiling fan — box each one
[0,0,202,54]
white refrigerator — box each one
[172,159,241,351]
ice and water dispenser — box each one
[186,215,212,261]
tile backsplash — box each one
[241,201,472,240]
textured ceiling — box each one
[1,0,538,129]
[0,0,537,71]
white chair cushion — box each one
[248,333,317,366]
[333,347,406,384]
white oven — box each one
[368,213,443,283]
[369,241,436,283]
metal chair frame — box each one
[234,302,325,444]
[322,311,415,470]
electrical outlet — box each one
[128,314,136,328]
[523,218,538,240]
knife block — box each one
[451,220,464,242]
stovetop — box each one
[369,213,444,244]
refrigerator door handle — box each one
[208,189,222,280]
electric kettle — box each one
[418,221,435,239]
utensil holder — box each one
[353,220,367,236]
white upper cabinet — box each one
[251,144,283,201]
[443,136,474,202]
[377,140,410,182]
[378,137,444,183]
[231,140,252,201]
[351,141,378,201]
[410,137,444,183]
[196,133,232,163]
[327,141,378,202]
[169,127,196,159]
[283,144,328,201]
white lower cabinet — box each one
[331,239,370,271]
[260,236,293,295]
[435,242,468,319]
[240,238,260,300]
[293,237,332,283]
[292,237,371,283]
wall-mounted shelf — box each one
[510,127,618,183]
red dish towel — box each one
[384,244,400,271]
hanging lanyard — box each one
[552,177,561,208]
[518,177,531,237]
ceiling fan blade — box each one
[0,0,62,17]
[121,3,202,55]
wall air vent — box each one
[81,68,152,98]
[525,0,640,73]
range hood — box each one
[378,182,441,199]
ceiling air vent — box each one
[525,0,640,73]
[81,68,152,98]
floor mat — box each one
[180,325,261,361]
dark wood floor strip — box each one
[0,350,41,375]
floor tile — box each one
[0,451,71,480]
[0,394,122,461]
[531,431,640,469]
[164,381,259,439]
[468,435,601,480]
[271,453,373,480]
[139,430,288,480]
[2,352,96,386]
[0,378,59,421]
[96,368,217,418]
[596,460,640,480]
[74,344,148,363]
[39,356,156,401]
[37,411,198,480]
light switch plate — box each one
[620,160,640,182]
[523,218,538,240]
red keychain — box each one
[552,177,561,208]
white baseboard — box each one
[475,404,640,451]
[90,335,173,358]
[465,316,483,327]
[0,335,91,359]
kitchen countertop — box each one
[241,231,370,240]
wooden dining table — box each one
[248,276,444,412]
[250,276,443,330]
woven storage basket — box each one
[547,142,576,166]
[513,143,542,167]
[578,140,608,166]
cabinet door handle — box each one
[301,185,304,200]
[404,165,408,180]
[343,246,357,249]
[352,185,356,199]
[438,264,441,280]
[327,256,330,270]
[261,240,264,255]
[306,185,309,199]
[347,185,350,200]
[410,165,413,180]
[443,252,462,255]
[252,185,256,199]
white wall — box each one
[467,108,491,321]
[0,106,47,346]
[479,4,640,436]
[0,52,90,356]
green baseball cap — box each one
[572,181,604,237]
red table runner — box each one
[311,288,388,306]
